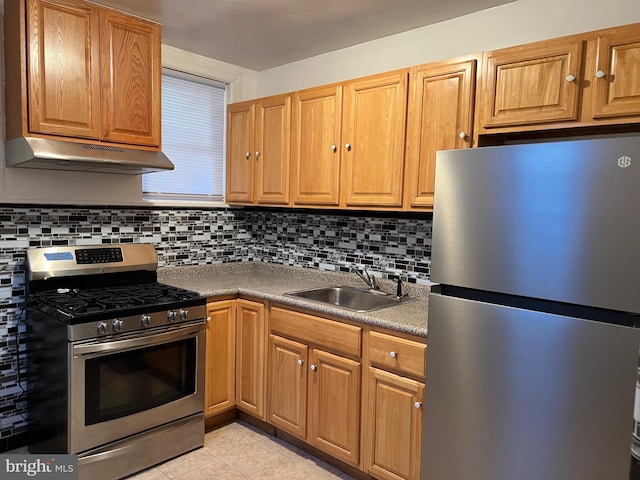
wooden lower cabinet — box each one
[205,300,236,416]
[235,299,267,419]
[365,367,424,480]
[308,348,361,466]
[268,334,308,438]
[267,307,363,467]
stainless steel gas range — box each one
[25,243,206,480]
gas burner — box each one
[31,282,204,323]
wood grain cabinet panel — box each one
[292,85,343,206]
[226,95,292,205]
[404,57,477,209]
[592,29,640,119]
[268,334,308,439]
[100,8,161,146]
[235,299,266,419]
[481,39,584,128]
[341,70,409,207]
[255,95,291,204]
[26,0,101,139]
[226,101,255,203]
[205,300,236,416]
[365,367,424,480]
[308,349,361,466]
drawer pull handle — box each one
[389,351,398,359]
[414,402,423,409]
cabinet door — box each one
[255,95,292,205]
[26,0,101,139]
[292,85,343,206]
[405,58,476,209]
[342,71,408,207]
[592,30,640,119]
[481,39,584,128]
[308,349,361,466]
[226,101,255,203]
[205,300,236,416]
[366,368,424,480]
[268,334,308,439]
[236,299,266,419]
[100,8,161,147]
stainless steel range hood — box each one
[5,137,175,175]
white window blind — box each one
[143,70,227,201]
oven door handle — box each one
[72,322,204,357]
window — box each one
[143,69,227,202]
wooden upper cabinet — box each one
[255,95,292,205]
[480,38,584,128]
[226,95,292,205]
[292,85,343,206]
[226,101,255,203]
[7,0,161,148]
[100,8,161,147]
[592,28,640,119]
[404,57,477,210]
[26,0,101,139]
[341,70,409,208]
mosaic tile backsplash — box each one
[0,205,432,450]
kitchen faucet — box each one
[355,268,379,291]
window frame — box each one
[142,45,257,207]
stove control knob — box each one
[167,311,177,322]
[97,322,108,335]
[112,319,123,332]
[180,309,189,321]
[140,315,151,327]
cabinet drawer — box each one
[368,331,426,378]
[270,307,361,357]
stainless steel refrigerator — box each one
[422,136,640,480]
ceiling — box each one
[93,0,513,71]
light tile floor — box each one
[127,421,356,480]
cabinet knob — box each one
[206,316,211,323]
[297,359,303,366]
[310,364,318,371]
[458,131,467,140]
[414,401,423,409]
[255,151,261,158]
[566,74,576,82]
[389,351,398,359]
[331,144,337,152]
[245,152,251,159]
[345,143,351,151]
[595,70,606,79]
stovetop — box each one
[28,282,206,324]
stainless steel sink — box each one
[284,285,412,312]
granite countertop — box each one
[158,263,429,337]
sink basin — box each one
[284,286,412,312]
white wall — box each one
[257,0,640,97]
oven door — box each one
[69,321,205,454]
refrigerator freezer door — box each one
[422,293,640,480]
[431,136,640,313]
